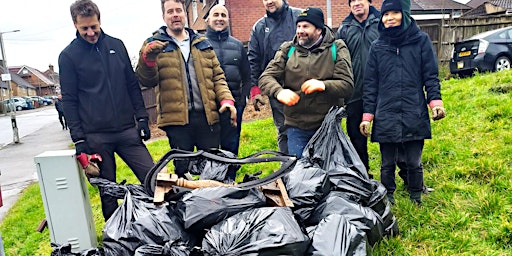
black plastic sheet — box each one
[176,186,266,231]
[187,149,240,182]
[307,214,370,256]
[202,207,310,255]
[95,179,194,256]
[282,158,330,221]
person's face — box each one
[349,0,371,20]
[296,21,322,47]
[208,6,229,31]
[382,10,402,28]
[262,0,284,13]
[163,1,187,34]
[74,15,101,44]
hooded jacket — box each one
[336,6,381,104]
[363,19,442,143]
[59,30,148,143]
[248,1,302,86]
[206,26,251,103]
[259,27,354,130]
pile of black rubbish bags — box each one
[51,107,397,256]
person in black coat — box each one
[205,4,251,164]
[54,94,67,130]
[359,0,446,205]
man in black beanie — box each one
[259,7,354,158]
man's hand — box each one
[76,153,102,178]
[142,41,169,63]
[276,89,300,106]
[219,100,237,127]
[250,86,264,111]
[301,79,325,94]
[74,140,91,155]
[138,118,151,141]
[359,121,371,137]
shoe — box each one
[423,185,434,194]
[410,191,422,205]
[387,194,395,205]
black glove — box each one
[74,140,91,155]
[138,118,151,141]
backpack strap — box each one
[287,45,296,59]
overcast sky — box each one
[1,0,470,73]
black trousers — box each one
[379,140,424,195]
[162,110,220,177]
[86,127,154,220]
[58,111,67,129]
[346,100,370,171]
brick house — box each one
[9,65,58,96]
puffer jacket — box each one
[259,27,354,130]
[336,6,380,104]
[248,1,302,86]
[136,27,234,128]
[205,27,251,102]
[59,30,148,142]
[363,19,442,143]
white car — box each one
[2,97,28,111]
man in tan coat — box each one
[136,0,235,177]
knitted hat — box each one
[380,0,412,31]
[296,7,325,29]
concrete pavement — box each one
[0,108,72,221]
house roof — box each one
[9,65,56,86]
[466,0,488,8]
[462,0,512,17]
[411,0,471,11]
[0,66,35,89]
[491,0,512,10]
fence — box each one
[417,15,512,64]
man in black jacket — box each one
[59,0,154,220]
[337,0,380,177]
[206,4,251,164]
[248,0,302,154]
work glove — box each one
[359,113,374,137]
[138,118,151,141]
[429,100,446,121]
[219,100,237,127]
[276,89,300,106]
[142,40,169,66]
[250,86,264,111]
[301,79,325,94]
[76,153,102,178]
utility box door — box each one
[34,150,97,251]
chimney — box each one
[49,64,54,72]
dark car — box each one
[450,26,512,77]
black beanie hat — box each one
[296,7,325,29]
[381,0,402,14]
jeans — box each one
[163,110,220,177]
[86,127,155,220]
[345,100,369,171]
[287,126,317,158]
[380,140,424,195]
[269,97,288,154]
[220,101,246,156]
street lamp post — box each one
[0,29,20,143]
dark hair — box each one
[161,0,186,14]
[70,0,100,23]
[348,0,372,5]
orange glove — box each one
[359,113,374,137]
[276,89,300,106]
[219,100,237,127]
[142,40,169,65]
[429,100,446,121]
[250,86,264,111]
[301,79,325,94]
[76,153,102,178]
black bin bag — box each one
[176,186,267,231]
[282,158,330,221]
[90,178,195,256]
[202,207,310,255]
[50,243,104,256]
[307,214,370,256]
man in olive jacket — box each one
[259,7,354,158]
[136,0,235,177]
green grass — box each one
[1,70,512,255]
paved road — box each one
[0,107,72,221]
